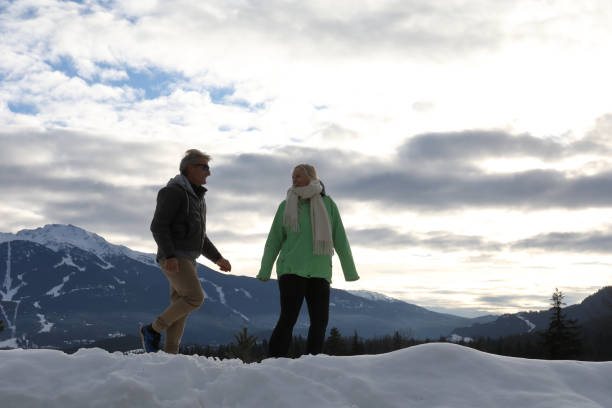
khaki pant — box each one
[152,258,205,354]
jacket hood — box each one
[167,174,206,198]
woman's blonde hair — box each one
[295,163,318,180]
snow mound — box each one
[1,343,610,408]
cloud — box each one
[399,130,566,162]
[348,227,503,252]
[476,294,548,309]
[512,228,612,254]
[0,128,169,238]
[3,126,612,249]
[325,128,612,211]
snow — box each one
[235,288,253,298]
[517,313,537,333]
[348,289,398,302]
[96,261,114,270]
[36,313,54,333]
[54,255,86,272]
[0,299,21,338]
[447,333,473,343]
[0,337,19,348]
[199,279,248,321]
[231,308,250,322]
[46,272,75,297]
[113,276,126,284]
[0,343,610,408]
[1,241,27,301]
[201,278,226,305]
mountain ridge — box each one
[4,224,609,348]
[450,287,612,340]
[1,224,489,349]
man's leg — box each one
[305,277,330,355]
[163,285,189,354]
[268,274,306,358]
[152,258,204,348]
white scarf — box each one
[283,180,334,256]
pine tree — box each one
[350,331,365,355]
[542,288,582,359]
[288,335,306,358]
[229,327,258,363]
[324,327,346,355]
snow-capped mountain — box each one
[0,224,156,266]
[1,224,485,349]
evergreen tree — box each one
[229,327,258,363]
[288,335,306,358]
[324,327,346,355]
[542,288,582,359]
[392,331,404,350]
[0,319,4,333]
[350,331,365,355]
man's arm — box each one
[202,236,231,272]
[150,187,182,260]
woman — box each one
[257,164,359,357]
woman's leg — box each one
[305,277,330,355]
[268,274,306,357]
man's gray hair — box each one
[180,149,211,174]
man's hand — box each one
[216,258,232,272]
[163,257,179,274]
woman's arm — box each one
[257,202,286,281]
[329,199,359,281]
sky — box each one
[1,0,612,317]
[2,344,611,407]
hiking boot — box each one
[140,324,161,353]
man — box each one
[140,149,232,353]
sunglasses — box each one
[193,164,210,171]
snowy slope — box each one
[348,289,398,303]
[1,343,610,408]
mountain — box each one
[1,224,488,349]
[450,287,612,340]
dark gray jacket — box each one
[150,174,222,263]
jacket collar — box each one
[167,174,207,198]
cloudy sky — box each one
[2,0,612,317]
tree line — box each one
[178,289,612,363]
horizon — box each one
[1,222,606,319]
[1,1,611,317]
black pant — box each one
[268,274,330,357]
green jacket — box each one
[257,195,359,283]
